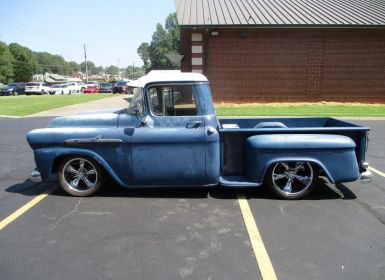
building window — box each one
[191,33,203,42]
[192,57,203,66]
[192,45,203,54]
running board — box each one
[219,176,261,187]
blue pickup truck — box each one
[27,71,372,199]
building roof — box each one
[134,70,208,87]
[175,0,385,27]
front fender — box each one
[244,134,360,184]
[33,146,132,187]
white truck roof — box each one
[132,70,208,88]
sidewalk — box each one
[27,95,131,117]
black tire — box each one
[61,90,64,95]
[81,87,85,93]
[265,161,318,200]
[12,90,18,96]
[58,156,105,197]
[41,90,45,95]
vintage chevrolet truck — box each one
[27,71,372,199]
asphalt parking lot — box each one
[0,117,384,280]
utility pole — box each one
[132,62,135,80]
[84,44,88,83]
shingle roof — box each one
[175,0,385,27]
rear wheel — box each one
[12,90,18,96]
[58,156,105,196]
[266,161,318,199]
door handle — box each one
[186,120,202,129]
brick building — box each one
[175,0,385,103]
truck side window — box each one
[148,85,198,116]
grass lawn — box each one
[215,102,385,117]
[0,94,116,116]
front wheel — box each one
[12,90,18,96]
[58,156,105,196]
[265,161,318,199]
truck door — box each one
[132,83,207,186]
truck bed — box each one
[218,117,369,176]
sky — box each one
[0,0,176,68]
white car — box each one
[67,82,86,94]
[25,82,51,95]
[48,84,71,95]
[86,81,99,88]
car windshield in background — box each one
[100,83,112,86]
[6,83,18,87]
[26,83,40,86]
[53,84,65,88]
[116,82,127,86]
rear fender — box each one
[244,134,360,184]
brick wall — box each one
[180,28,385,103]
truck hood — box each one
[48,109,125,128]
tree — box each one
[125,66,145,80]
[105,65,119,76]
[165,12,180,52]
[138,12,180,70]
[0,42,14,83]
[80,61,98,75]
[137,43,150,72]
[69,61,80,73]
[9,43,37,82]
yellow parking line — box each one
[237,192,278,280]
[0,186,56,231]
[368,166,385,178]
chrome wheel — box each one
[62,158,98,193]
[270,161,314,198]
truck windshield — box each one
[127,87,143,114]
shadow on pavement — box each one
[5,180,56,196]
[5,177,356,200]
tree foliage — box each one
[80,61,98,75]
[0,41,111,83]
[126,66,144,80]
[0,42,14,83]
[137,43,150,73]
[9,43,37,82]
[138,12,180,71]
[105,65,119,76]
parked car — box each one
[0,82,26,96]
[99,82,113,93]
[84,86,100,94]
[25,82,51,95]
[66,82,84,94]
[112,81,129,94]
[86,81,99,88]
[48,84,70,95]
[27,71,372,198]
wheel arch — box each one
[48,149,124,186]
[261,157,335,184]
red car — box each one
[84,86,100,94]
